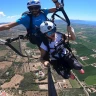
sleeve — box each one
[40,42,48,51]
[16,15,30,28]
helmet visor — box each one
[46,30,55,36]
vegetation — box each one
[26,42,38,49]
[69,79,81,88]
[0,45,7,50]
[19,72,39,91]
[1,67,15,82]
[73,66,96,82]
[58,88,86,96]
[0,56,6,62]
[13,61,23,67]
[85,75,96,85]
[90,93,96,96]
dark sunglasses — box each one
[46,31,55,36]
[28,6,40,10]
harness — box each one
[22,10,49,45]
[44,32,66,59]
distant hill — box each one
[0,20,96,26]
[0,22,10,24]
[55,20,96,26]
[70,20,96,25]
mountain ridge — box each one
[0,19,96,26]
[55,19,96,25]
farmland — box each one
[0,22,96,95]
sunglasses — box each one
[28,6,40,10]
[46,31,55,36]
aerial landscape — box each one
[0,20,96,96]
[0,0,96,95]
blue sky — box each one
[0,0,96,22]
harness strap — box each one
[27,10,49,34]
[41,10,49,21]
[5,43,27,57]
[49,33,66,59]
[5,35,27,57]
[26,13,32,38]
[26,11,49,44]
[51,0,70,42]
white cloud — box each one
[0,12,6,17]
[7,15,20,19]
[0,14,21,22]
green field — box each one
[74,66,96,81]
[85,75,96,85]
[59,88,86,96]
[69,79,81,88]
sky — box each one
[0,0,96,22]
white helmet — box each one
[40,21,56,34]
[27,0,41,8]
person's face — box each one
[28,5,40,16]
[46,30,55,39]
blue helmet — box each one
[27,0,41,8]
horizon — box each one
[0,19,96,24]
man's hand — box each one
[52,0,58,3]
[67,26,75,40]
[67,26,74,33]
[52,0,63,9]
[44,61,50,67]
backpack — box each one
[22,10,48,45]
